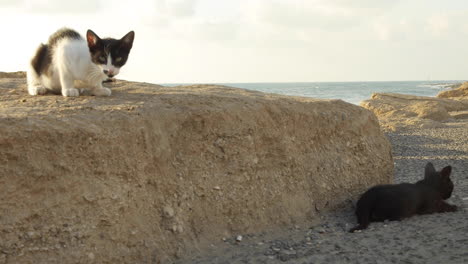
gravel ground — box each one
[176,119,468,264]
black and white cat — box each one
[27,28,134,97]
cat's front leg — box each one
[27,69,48,95]
[59,72,79,97]
[438,200,457,213]
[90,83,112,97]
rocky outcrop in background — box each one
[0,73,393,263]
[438,82,468,98]
[360,83,468,131]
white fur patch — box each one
[99,54,120,76]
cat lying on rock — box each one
[350,162,457,232]
[27,28,134,97]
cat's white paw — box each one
[28,85,47,96]
[62,88,80,97]
[92,88,111,97]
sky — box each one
[1,0,468,83]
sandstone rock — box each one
[0,74,392,263]
[360,93,468,131]
[163,206,175,218]
[0,71,26,79]
[437,82,468,98]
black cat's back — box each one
[364,184,422,219]
[351,183,419,232]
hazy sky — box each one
[1,0,468,83]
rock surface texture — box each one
[0,73,392,263]
[360,92,468,131]
[437,82,468,98]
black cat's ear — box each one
[424,162,436,179]
[120,31,135,50]
[440,166,452,178]
[86,30,101,48]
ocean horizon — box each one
[163,80,464,105]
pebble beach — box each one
[178,118,468,264]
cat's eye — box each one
[99,56,106,62]
[116,57,122,62]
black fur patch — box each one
[31,44,50,76]
[48,28,82,48]
[87,30,134,68]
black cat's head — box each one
[424,162,454,200]
[86,30,135,78]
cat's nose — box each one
[103,70,115,77]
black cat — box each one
[349,162,457,232]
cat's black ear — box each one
[120,31,134,50]
[440,166,452,178]
[86,30,101,48]
[424,162,436,179]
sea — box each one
[165,81,463,105]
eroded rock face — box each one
[438,82,468,98]
[0,76,393,263]
[360,93,468,131]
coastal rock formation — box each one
[0,73,393,263]
[360,93,468,131]
[437,82,468,98]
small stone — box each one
[213,186,221,190]
[163,206,175,218]
[272,247,281,252]
[282,249,296,255]
[236,235,243,242]
[177,225,184,233]
[88,252,95,260]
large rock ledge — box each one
[361,91,468,131]
[0,74,393,263]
